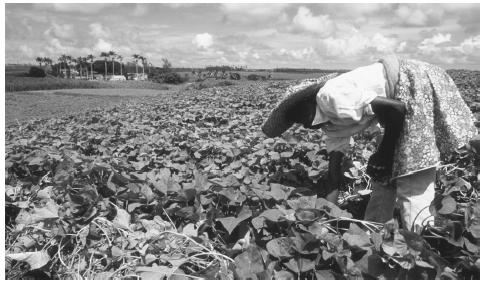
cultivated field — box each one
[5,88,177,125]
[4,70,480,280]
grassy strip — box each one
[6,76,170,92]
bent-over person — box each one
[261,55,478,233]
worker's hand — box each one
[315,174,341,204]
[367,151,393,183]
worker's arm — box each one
[325,150,344,203]
[367,96,406,180]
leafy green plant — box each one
[163,72,185,84]
[4,71,479,280]
[27,66,46,78]
[247,74,266,81]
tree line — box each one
[34,52,152,79]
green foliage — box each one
[161,58,172,73]
[149,70,185,84]
[191,80,236,90]
[4,71,480,280]
[5,76,168,92]
[162,72,186,84]
[217,80,235,86]
[27,66,46,78]
[147,58,185,85]
[205,65,243,72]
[247,74,267,81]
[230,73,241,80]
[273,68,349,74]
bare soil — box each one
[5,88,174,126]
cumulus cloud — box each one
[420,33,451,46]
[321,35,369,57]
[280,47,316,60]
[237,50,249,60]
[44,22,74,39]
[133,4,149,16]
[193,33,214,49]
[19,45,34,58]
[220,3,290,25]
[320,30,400,57]
[455,35,480,54]
[50,3,111,14]
[393,4,444,27]
[221,3,289,18]
[416,34,479,65]
[165,3,196,9]
[292,6,334,37]
[343,3,390,15]
[371,33,398,53]
[93,39,113,52]
[44,38,70,54]
[89,23,111,38]
[418,33,452,54]
[396,41,407,53]
[49,38,64,50]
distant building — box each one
[91,73,104,80]
[70,70,80,77]
[127,73,148,81]
[59,69,79,79]
[108,75,127,81]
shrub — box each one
[5,76,169,92]
[217,80,235,86]
[163,72,185,84]
[192,82,208,90]
[230,73,241,80]
[191,80,236,90]
[28,66,46,77]
[247,74,266,81]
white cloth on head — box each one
[312,62,388,153]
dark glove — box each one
[367,151,393,183]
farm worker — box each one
[261,55,478,233]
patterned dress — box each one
[391,59,478,178]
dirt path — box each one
[5,88,173,126]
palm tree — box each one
[71,58,78,78]
[108,50,117,76]
[76,56,83,78]
[42,57,52,74]
[43,57,52,73]
[100,52,109,79]
[43,57,52,66]
[142,55,148,74]
[65,55,72,78]
[86,54,94,80]
[81,57,88,79]
[58,55,67,77]
[139,55,146,76]
[36,57,44,66]
[117,55,123,77]
[132,54,140,76]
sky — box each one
[4,2,481,69]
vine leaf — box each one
[7,251,50,270]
